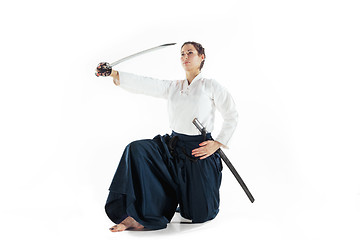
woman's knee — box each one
[192,208,219,223]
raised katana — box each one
[193,118,255,203]
[95,43,177,77]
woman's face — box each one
[181,44,204,72]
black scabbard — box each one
[217,148,255,203]
[192,118,255,203]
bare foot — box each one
[109,216,144,232]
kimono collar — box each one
[186,72,203,86]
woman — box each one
[97,42,238,232]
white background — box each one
[1,0,359,239]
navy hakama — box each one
[105,131,222,230]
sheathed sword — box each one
[193,118,255,203]
[95,43,177,77]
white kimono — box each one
[118,71,238,148]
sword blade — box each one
[110,43,177,67]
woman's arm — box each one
[212,79,239,149]
[107,69,172,99]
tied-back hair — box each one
[181,41,206,70]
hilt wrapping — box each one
[95,62,112,77]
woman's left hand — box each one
[192,140,223,160]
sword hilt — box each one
[95,62,112,77]
[192,118,207,140]
[192,118,207,134]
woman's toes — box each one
[109,224,126,232]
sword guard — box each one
[95,62,112,77]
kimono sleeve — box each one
[211,79,239,148]
[118,71,172,99]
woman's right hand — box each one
[95,64,120,86]
[111,70,120,86]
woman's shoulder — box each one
[201,77,223,90]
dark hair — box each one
[181,41,206,70]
